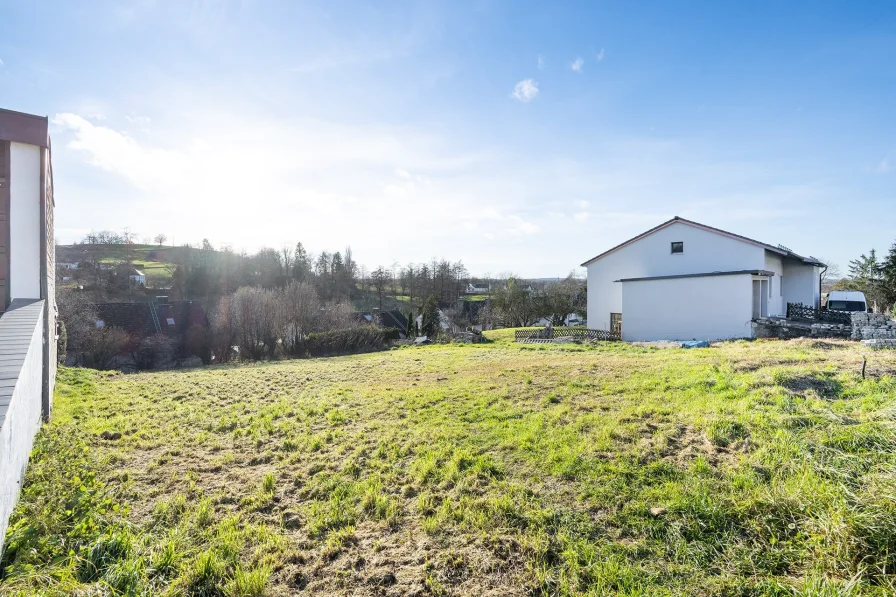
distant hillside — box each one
[55,243,210,286]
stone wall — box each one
[752,317,851,340]
[753,312,896,345]
[850,312,896,341]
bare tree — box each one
[371,267,390,310]
[154,233,167,246]
[281,281,319,355]
[817,258,842,293]
[57,287,99,354]
[491,276,539,328]
[281,246,294,280]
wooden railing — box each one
[786,302,851,325]
[514,326,620,343]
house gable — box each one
[581,217,824,268]
[583,220,768,332]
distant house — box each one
[354,310,409,337]
[378,310,408,332]
[0,107,57,555]
[92,300,210,350]
[582,217,823,342]
[57,261,79,270]
[115,264,146,286]
[466,283,489,294]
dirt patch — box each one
[808,340,851,351]
[657,424,746,468]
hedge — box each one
[302,326,390,357]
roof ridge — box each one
[581,217,825,267]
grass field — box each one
[58,244,179,285]
[3,337,896,596]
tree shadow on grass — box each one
[778,371,843,399]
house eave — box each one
[613,269,775,283]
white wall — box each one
[620,274,754,341]
[9,142,41,300]
[0,303,44,555]
[782,260,819,308]
[586,222,764,330]
[763,251,784,316]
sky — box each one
[1,1,895,277]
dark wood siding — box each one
[0,141,9,311]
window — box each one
[828,300,866,312]
[95,320,105,328]
[670,242,683,254]
[166,317,175,325]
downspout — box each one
[818,264,828,309]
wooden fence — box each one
[786,302,852,325]
[514,326,620,343]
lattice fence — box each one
[514,326,620,343]
[786,302,851,325]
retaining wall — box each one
[0,300,45,557]
[850,312,896,341]
[752,318,851,340]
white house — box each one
[130,269,146,286]
[582,217,824,341]
[115,264,146,286]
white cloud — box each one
[537,54,546,70]
[574,212,589,222]
[570,58,584,72]
[510,216,540,235]
[0,58,4,67]
[511,79,539,102]
[470,208,540,236]
[395,168,411,179]
[596,48,605,62]
[125,113,152,130]
[875,158,891,173]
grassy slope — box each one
[3,339,896,596]
[57,244,180,285]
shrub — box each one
[79,327,130,370]
[302,326,388,357]
[135,333,178,371]
[184,323,213,364]
[56,319,67,363]
[383,327,401,341]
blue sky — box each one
[1,1,894,276]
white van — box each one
[826,290,869,312]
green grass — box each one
[3,338,896,595]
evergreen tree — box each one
[292,242,311,281]
[420,296,439,337]
[881,241,896,306]
[848,250,881,285]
